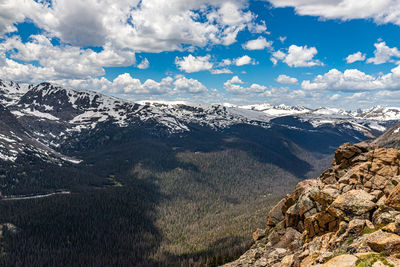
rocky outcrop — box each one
[225,142,400,266]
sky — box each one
[2,0,400,109]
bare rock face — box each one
[225,143,400,266]
[321,254,358,267]
[385,183,400,210]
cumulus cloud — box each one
[267,0,400,27]
[173,75,208,93]
[301,65,400,92]
[175,54,213,73]
[137,58,150,69]
[0,35,135,82]
[345,51,366,63]
[367,41,400,64]
[242,37,272,50]
[276,74,298,84]
[223,76,267,94]
[175,54,255,73]
[271,45,323,67]
[234,55,255,66]
[57,73,208,97]
[1,0,262,53]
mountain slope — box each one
[0,79,400,265]
[227,143,400,266]
[374,121,400,149]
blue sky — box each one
[2,0,400,109]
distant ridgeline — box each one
[0,79,399,265]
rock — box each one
[369,175,388,190]
[382,222,400,234]
[377,195,387,206]
[372,261,387,267]
[366,230,400,254]
[279,254,295,267]
[385,183,400,210]
[286,204,300,228]
[334,143,362,163]
[329,189,376,217]
[321,254,357,267]
[226,144,400,266]
[311,187,338,208]
[267,198,286,227]
[372,207,400,226]
[298,195,315,217]
[346,219,369,235]
[275,227,301,250]
[253,228,266,241]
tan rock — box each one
[334,143,362,165]
[366,230,400,253]
[385,183,400,210]
[267,198,286,227]
[372,261,388,267]
[369,175,389,190]
[300,255,316,267]
[279,254,295,267]
[286,204,300,228]
[311,187,339,208]
[330,189,376,216]
[372,207,400,226]
[321,254,357,267]
[377,195,387,206]
[253,228,266,241]
[275,227,302,250]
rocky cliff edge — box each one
[226,142,400,266]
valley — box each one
[0,80,399,265]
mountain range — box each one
[0,79,398,170]
[1,79,400,265]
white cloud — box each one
[345,51,366,63]
[137,58,150,69]
[271,45,323,67]
[173,76,208,93]
[58,73,208,97]
[210,68,232,74]
[174,54,255,73]
[367,41,400,64]
[279,36,287,43]
[0,35,135,82]
[248,20,268,33]
[234,55,255,66]
[267,0,400,27]
[175,54,213,73]
[0,0,264,53]
[242,37,272,50]
[223,76,267,94]
[329,94,341,101]
[276,74,298,84]
[301,65,400,92]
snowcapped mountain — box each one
[238,103,311,116]
[0,79,399,166]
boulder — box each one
[321,254,358,267]
[275,227,302,250]
[253,228,266,241]
[385,183,400,210]
[366,230,400,254]
[329,189,376,217]
[266,198,285,227]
